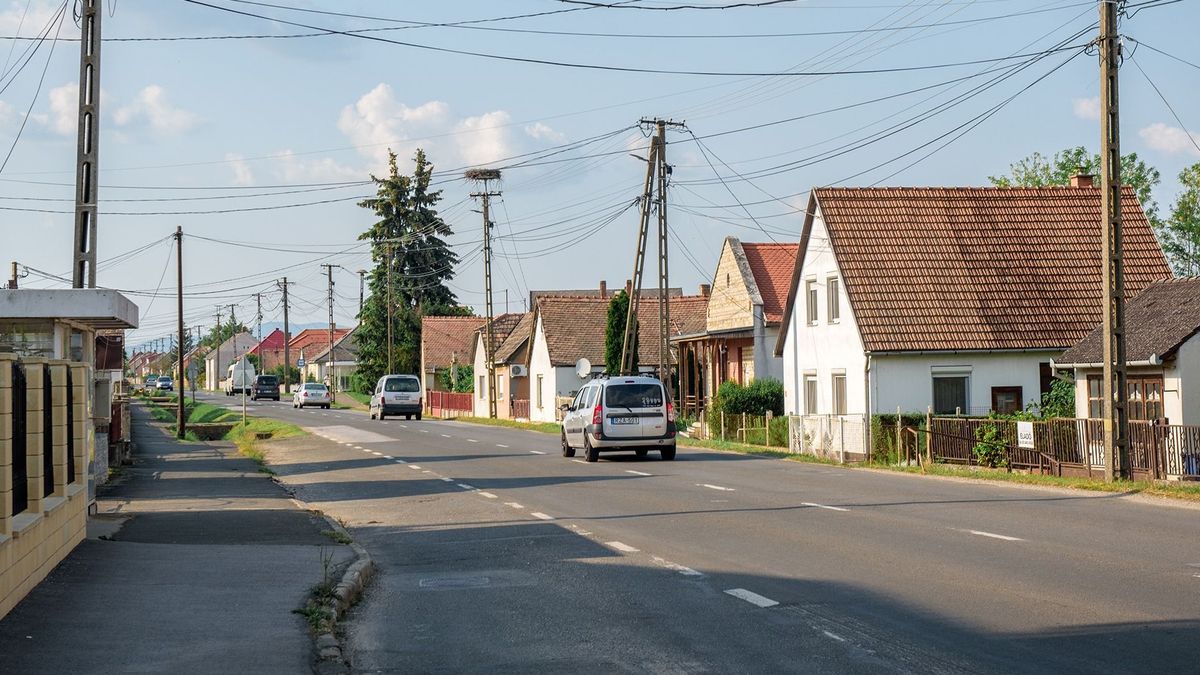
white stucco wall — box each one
[472,332,489,417]
[1176,338,1200,425]
[1072,358,1191,425]
[873,351,1059,415]
[782,205,867,415]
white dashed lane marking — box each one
[497,444,509,448]
[504,502,524,509]
[530,512,554,521]
[467,439,478,443]
[651,556,702,576]
[698,483,735,492]
[724,588,779,608]
[964,529,1024,542]
[625,470,652,476]
[606,541,639,553]
[440,434,452,438]
[571,459,586,464]
[439,477,453,482]
[477,492,498,499]
[528,450,545,455]
[457,483,476,490]
[408,465,422,470]
[802,502,849,512]
[823,631,846,643]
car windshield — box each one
[605,383,663,409]
[304,384,327,391]
[384,377,419,393]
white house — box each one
[525,294,708,423]
[305,328,359,393]
[470,312,531,419]
[1057,278,1200,425]
[775,181,1173,419]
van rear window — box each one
[257,376,278,386]
[385,377,420,393]
[605,384,663,409]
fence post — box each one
[720,410,725,441]
[741,412,747,444]
[925,405,933,466]
[839,416,845,464]
[765,410,773,447]
[895,406,902,464]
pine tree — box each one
[604,290,636,374]
[356,149,463,390]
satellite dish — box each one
[575,358,592,379]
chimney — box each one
[1070,170,1094,188]
[699,283,711,298]
[625,279,633,296]
[599,280,607,299]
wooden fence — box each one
[426,390,473,417]
[928,417,1200,480]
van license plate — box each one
[612,416,639,425]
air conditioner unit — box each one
[510,364,528,377]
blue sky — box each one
[1,0,1197,348]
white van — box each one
[560,375,676,462]
[223,359,257,396]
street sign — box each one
[297,357,305,367]
[1017,421,1035,449]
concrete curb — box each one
[287,497,376,673]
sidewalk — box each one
[0,403,351,674]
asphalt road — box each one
[198,392,1200,674]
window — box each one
[991,386,1023,415]
[1128,375,1165,421]
[497,374,505,399]
[740,346,754,384]
[384,376,420,393]
[804,374,818,415]
[478,375,485,398]
[933,376,968,415]
[827,277,840,323]
[536,375,544,408]
[1087,375,1103,418]
[832,374,847,415]
[605,383,664,409]
[805,279,818,324]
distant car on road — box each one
[223,359,256,396]
[251,374,280,401]
[144,375,159,391]
[560,375,676,462]
[156,376,174,392]
[293,382,331,409]
[369,374,422,421]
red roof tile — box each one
[421,316,484,371]
[289,328,351,356]
[779,186,1173,353]
[741,242,798,323]
[534,295,709,367]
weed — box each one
[321,529,353,545]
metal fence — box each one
[426,390,473,417]
[928,417,1200,480]
[788,414,867,462]
[511,399,530,420]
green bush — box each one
[972,420,1009,468]
[870,413,928,464]
[768,415,789,447]
[705,379,785,441]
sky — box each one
[1,0,1197,350]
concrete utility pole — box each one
[254,292,263,345]
[278,278,292,394]
[175,226,185,439]
[72,0,101,288]
[621,134,658,377]
[321,263,337,404]
[1099,0,1130,481]
[357,269,366,316]
[468,169,502,419]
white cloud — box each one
[1138,122,1200,158]
[336,83,450,169]
[524,122,566,144]
[1072,96,1100,121]
[274,150,360,183]
[225,153,254,186]
[113,85,199,134]
[0,100,14,128]
[42,82,77,135]
[456,110,513,167]
[0,1,63,37]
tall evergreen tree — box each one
[356,149,462,389]
[604,290,636,375]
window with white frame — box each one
[933,375,969,415]
[805,279,818,324]
[536,374,544,408]
[803,374,818,415]
[827,277,840,323]
[832,373,847,415]
[478,375,485,399]
[497,374,505,399]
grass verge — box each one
[451,415,562,434]
[140,397,304,472]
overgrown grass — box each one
[344,391,371,406]
[140,396,304,471]
[452,415,563,434]
[679,435,841,465]
[880,462,1200,501]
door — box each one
[568,387,592,445]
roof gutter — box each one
[867,347,1067,356]
[1051,354,1161,372]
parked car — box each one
[369,374,422,420]
[156,376,174,392]
[251,374,280,401]
[293,382,331,409]
[143,375,159,391]
[560,375,676,462]
[223,359,256,396]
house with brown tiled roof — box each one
[304,327,360,393]
[674,237,797,416]
[523,291,709,423]
[465,312,528,417]
[1057,278,1200,426]
[775,179,1173,422]
[420,316,483,393]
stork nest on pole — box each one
[464,168,502,182]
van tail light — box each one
[592,403,603,426]
[667,402,676,423]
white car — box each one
[560,375,676,462]
[293,382,331,409]
[369,374,422,420]
[156,376,174,392]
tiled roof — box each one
[495,312,534,362]
[1058,278,1200,365]
[248,328,286,354]
[474,313,526,364]
[534,295,709,367]
[421,316,483,371]
[309,329,360,363]
[289,328,351,356]
[779,186,1172,353]
[741,242,798,323]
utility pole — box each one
[321,263,337,404]
[1099,0,1130,482]
[71,0,101,288]
[278,278,292,394]
[467,168,502,419]
[357,269,366,316]
[254,292,263,345]
[175,226,185,439]
[621,133,659,377]
[653,119,673,405]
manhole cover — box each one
[419,575,491,589]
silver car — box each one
[369,374,423,421]
[560,375,676,462]
[293,382,331,409]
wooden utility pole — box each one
[1099,0,1130,482]
[175,226,185,439]
[72,0,101,288]
[279,278,292,394]
[468,168,502,419]
[321,263,337,404]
